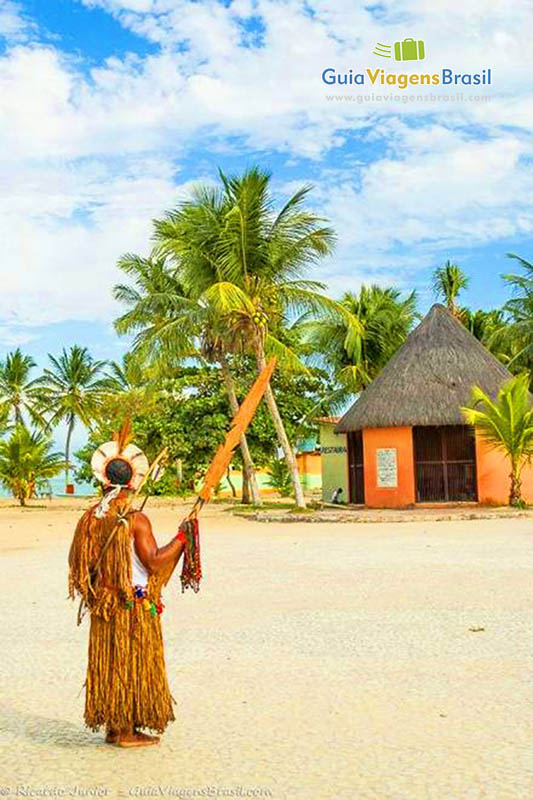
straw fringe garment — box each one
[67,361,273,735]
[68,496,175,734]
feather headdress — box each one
[91,417,149,492]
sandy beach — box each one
[1,498,532,800]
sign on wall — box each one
[376,448,398,488]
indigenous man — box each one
[68,426,186,748]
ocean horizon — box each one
[0,475,96,499]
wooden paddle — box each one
[157,357,277,588]
[192,357,277,511]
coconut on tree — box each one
[113,252,263,505]
[153,167,338,508]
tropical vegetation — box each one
[32,346,109,486]
[462,374,533,507]
[302,285,418,412]
[0,167,532,507]
[266,457,293,498]
[0,349,42,427]
[432,260,469,317]
[114,168,338,508]
[0,426,65,505]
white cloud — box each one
[0,156,184,326]
[317,123,533,296]
[0,1,34,42]
[1,0,533,337]
[0,326,38,347]
[3,1,532,160]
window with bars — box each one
[413,425,477,502]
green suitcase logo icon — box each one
[394,38,425,61]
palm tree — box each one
[0,348,42,426]
[0,425,65,505]
[32,346,109,487]
[462,308,504,344]
[113,253,263,504]
[460,307,511,365]
[154,167,337,508]
[303,285,418,411]
[432,260,469,316]
[462,374,533,507]
[104,351,158,418]
[500,253,533,379]
[266,456,293,498]
[503,253,533,313]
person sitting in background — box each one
[331,487,344,504]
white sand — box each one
[1,499,532,800]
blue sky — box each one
[1,0,532,453]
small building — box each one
[217,442,322,498]
[317,416,346,503]
[295,437,322,493]
[320,304,533,508]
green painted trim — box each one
[319,422,348,502]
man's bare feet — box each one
[105,728,119,744]
[134,730,160,745]
[114,730,160,748]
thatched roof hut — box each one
[336,304,512,433]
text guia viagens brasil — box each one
[322,68,492,90]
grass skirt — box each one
[85,598,175,734]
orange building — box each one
[332,304,533,508]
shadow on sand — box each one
[0,702,104,749]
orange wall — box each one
[363,427,416,508]
[475,433,533,505]
[296,452,322,475]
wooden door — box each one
[413,425,477,502]
[347,431,365,504]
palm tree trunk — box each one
[253,334,306,508]
[241,472,251,504]
[226,466,237,498]
[219,355,262,506]
[65,414,75,486]
[509,460,523,507]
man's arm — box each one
[131,511,185,574]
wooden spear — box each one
[157,357,277,589]
[190,357,277,514]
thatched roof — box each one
[336,304,513,432]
